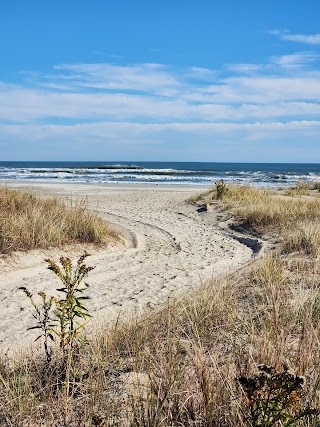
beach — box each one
[0,182,256,351]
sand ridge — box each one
[0,183,256,351]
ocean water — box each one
[0,161,319,188]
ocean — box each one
[0,161,320,188]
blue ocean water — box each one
[0,161,319,187]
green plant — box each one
[46,252,94,351]
[22,253,94,355]
[238,364,318,426]
[214,179,228,200]
[19,289,55,364]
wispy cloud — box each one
[51,63,181,94]
[1,119,319,161]
[1,59,320,124]
[1,37,320,160]
[270,30,320,45]
[270,52,318,68]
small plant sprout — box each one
[237,364,319,426]
[19,288,55,363]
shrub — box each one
[238,364,318,426]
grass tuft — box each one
[0,188,116,254]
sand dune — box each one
[0,183,257,351]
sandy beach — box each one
[0,182,258,351]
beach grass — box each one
[0,186,320,425]
[0,187,116,254]
[224,185,320,230]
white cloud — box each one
[271,52,318,68]
[1,80,319,124]
[225,63,262,73]
[270,30,320,45]
[52,63,181,94]
[1,120,319,161]
[0,50,319,161]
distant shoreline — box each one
[1,161,320,187]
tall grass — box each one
[221,185,320,230]
[0,188,115,253]
[283,222,320,257]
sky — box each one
[0,0,319,162]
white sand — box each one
[0,182,256,352]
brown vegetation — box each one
[0,187,115,254]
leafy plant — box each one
[214,179,228,200]
[46,252,94,351]
[19,288,55,364]
[237,364,318,426]
[21,252,94,356]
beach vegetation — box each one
[21,253,93,360]
[214,178,228,200]
[238,364,318,426]
[285,182,313,197]
[0,187,320,425]
[19,287,56,364]
[282,223,320,257]
[186,189,212,204]
[1,251,319,425]
[0,187,116,254]
[215,184,320,232]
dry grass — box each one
[1,254,319,426]
[283,222,320,257]
[220,185,320,230]
[187,189,212,204]
[0,187,116,253]
[0,186,320,425]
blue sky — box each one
[0,0,319,162]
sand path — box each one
[0,183,255,351]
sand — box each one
[0,182,260,352]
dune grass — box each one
[0,186,320,426]
[1,254,319,426]
[0,187,115,254]
[217,184,320,258]
[191,183,320,259]
[219,185,320,230]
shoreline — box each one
[1,180,211,193]
[0,182,255,351]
